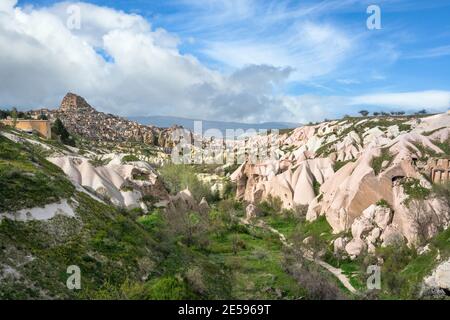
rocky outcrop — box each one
[231,112,450,255]
[47,93,177,147]
[168,188,211,214]
[232,158,334,209]
[48,153,169,211]
[60,93,96,113]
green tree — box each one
[11,107,18,128]
[359,110,369,117]
[52,118,75,146]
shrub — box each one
[376,199,390,208]
[148,276,195,300]
[376,244,416,297]
[222,180,236,199]
[403,178,430,204]
[159,164,215,202]
[121,154,140,163]
[89,156,111,167]
[52,118,75,146]
[138,210,165,234]
[312,179,321,196]
[185,267,206,294]
[231,234,246,255]
[258,195,283,216]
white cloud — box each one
[0,0,17,13]
[200,19,354,81]
[0,1,297,122]
[0,1,449,125]
[351,91,450,111]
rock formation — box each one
[43,93,180,148]
[232,112,450,256]
[49,153,169,211]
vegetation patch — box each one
[402,178,431,204]
[121,154,140,163]
[89,156,111,167]
[0,135,75,212]
[333,160,353,172]
[257,195,283,217]
[371,148,394,176]
[158,164,217,202]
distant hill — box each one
[128,116,300,137]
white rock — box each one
[351,216,374,239]
[381,225,404,247]
[366,227,381,244]
[0,199,76,221]
[333,237,348,253]
[373,206,392,229]
[345,238,367,257]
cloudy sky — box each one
[1,0,450,123]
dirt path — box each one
[242,218,359,295]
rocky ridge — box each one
[39,93,182,148]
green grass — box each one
[376,199,391,209]
[371,148,394,176]
[433,138,450,156]
[264,214,299,238]
[296,216,333,242]
[0,135,75,212]
[206,224,307,299]
[402,178,431,204]
[89,156,111,167]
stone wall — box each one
[428,158,450,183]
[1,119,51,139]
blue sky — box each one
[3,0,450,122]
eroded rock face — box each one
[48,153,169,211]
[167,188,212,215]
[380,225,404,247]
[232,158,334,209]
[60,93,95,113]
[230,112,450,255]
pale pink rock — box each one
[345,238,367,257]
